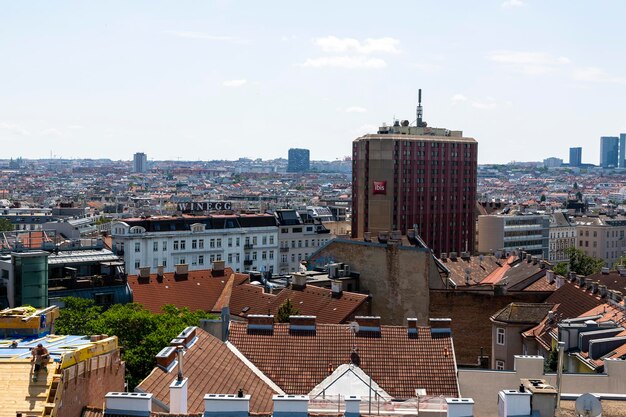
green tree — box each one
[0,218,14,232]
[55,297,214,389]
[565,247,604,276]
[553,262,569,277]
[540,194,546,202]
[544,348,558,373]
[275,298,299,323]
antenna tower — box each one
[416,89,423,127]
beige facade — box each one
[309,239,440,325]
[574,216,626,266]
[477,214,549,258]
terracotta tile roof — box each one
[229,284,369,324]
[82,407,202,417]
[137,329,278,413]
[522,281,604,349]
[228,322,459,398]
[128,268,246,314]
[441,255,501,286]
[580,271,626,293]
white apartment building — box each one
[110,214,279,275]
[477,213,550,259]
[547,212,576,263]
[275,209,334,274]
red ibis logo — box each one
[373,181,386,195]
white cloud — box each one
[344,106,367,113]
[488,50,570,75]
[572,67,626,84]
[222,79,247,87]
[41,128,63,137]
[502,0,525,8]
[314,36,400,54]
[451,94,468,103]
[0,122,30,136]
[300,56,387,69]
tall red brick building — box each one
[351,108,478,256]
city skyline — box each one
[2,1,626,164]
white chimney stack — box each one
[170,346,188,414]
[272,395,309,417]
[497,390,531,417]
[204,393,251,417]
[446,398,475,417]
[345,395,361,417]
[105,392,153,417]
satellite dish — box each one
[575,393,602,417]
[348,321,360,335]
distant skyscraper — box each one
[617,133,626,168]
[600,136,619,168]
[569,147,582,167]
[287,148,310,172]
[352,90,478,256]
[133,152,147,173]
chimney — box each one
[615,291,623,302]
[345,396,361,417]
[203,394,251,417]
[546,270,555,284]
[363,232,372,242]
[331,280,343,298]
[446,398,475,417]
[289,315,316,332]
[247,314,274,331]
[175,263,189,275]
[526,254,532,262]
[157,265,164,278]
[569,272,577,282]
[155,346,177,370]
[539,260,546,269]
[407,317,418,336]
[355,316,381,334]
[170,326,197,348]
[213,260,226,276]
[138,267,151,278]
[104,392,153,417]
[430,318,452,336]
[555,276,564,289]
[291,272,307,290]
[170,346,188,414]
[547,311,556,322]
[601,267,610,274]
[497,390,531,417]
[599,284,608,298]
[272,395,309,417]
[591,281,599,294]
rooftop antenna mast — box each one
[416,89,423,127]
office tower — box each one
[600,137,619,168]
[133,152,147,173]
[351,90,478,256]
[617,133,626,168]
[569,147,582,167]
[287,148,310,172]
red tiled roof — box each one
[229,284,369,324]
[228,322,459,398]
[128,268,247,314]
[137,329,278,413]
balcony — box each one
[280,247,289,253]
[244,244,254,250]
[244,259,253,266]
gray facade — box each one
[600,136,619,168]
[287,148,310,172]
[569,147,582,167]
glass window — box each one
[153,241,158,251]
[162,241,167,251]
[497,328,505,346]
[495,360,505,370]
[192,239,197,249]
[199,255,204,265]
[180,240,186,250]
[216,238,222,248]
[135,242,140,252]
[174,240,179,250]
[199,239,204,249]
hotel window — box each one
[495,360,505,370]
[135,242,140,252]
[236,253,240,262]
[192,239,197,249]
[162,260,167,267]
[497,328,505,346]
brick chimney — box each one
[289,315,316,332]
[355,316,381,334]
[247,314,274,331]
[213,260,226,277]
[155,346,177,370]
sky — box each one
[1,1,626,164]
